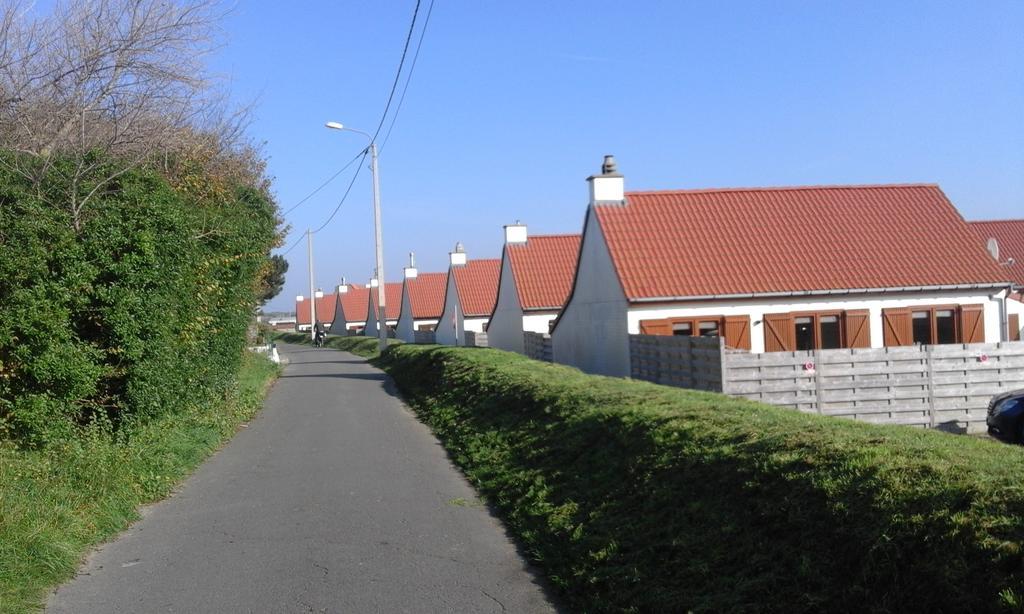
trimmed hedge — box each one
[0,153,278,446]
[378,344,1024,613]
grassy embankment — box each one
[0,352,280,613]
[272,331,400,359]
[377,344,1024,613]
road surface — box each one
[48,343,557,613]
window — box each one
[882,304,984,347]
[639,315,752,350]
[794,316,815,350]
[819,315,842,349]
[698,321,719,337]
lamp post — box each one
[325,122,387,352]
[307,228,316,341]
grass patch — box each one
[0,352,280,613]
[378,344,1024,613]
[272,331,400,359]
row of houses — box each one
[297,155,1024,378]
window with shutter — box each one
[723,316,751,350]
[1010,313,1021,342]
[639,319,673,336]
[882,308,912,346]
[844,310,870,348]
[959,304,985,343]
[763,313,795,352]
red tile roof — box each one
[451,259,500,317]
[369,282,403,321]
[506,234,581,310]
[296,293,336,325]
[593,184,1010,301]
[338,285,370,323]
[969,219,1024,286]
[402,272,448,319]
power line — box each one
[370,0,422,144]
[279,231,305,256]
[380,0,436,152]
[312,149,369,234]
[282,150,365,216]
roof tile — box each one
[403,272,448,319]
[594,184,1010,300]
[452,259,500,316]
[506,234,581,310]
[969,219,1024,286]
[369,283,403,320]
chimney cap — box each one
[587,154,623,180]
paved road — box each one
[48,343,557,613]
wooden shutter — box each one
[763,313,795,352]
[639,318,672,336]
[843,310,870,348]
[959,304,985,343]
[723,315,751,350]
[882,307,912,347]
[1010,313,1021,342]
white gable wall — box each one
[629,289,1008,351]
[487,253,526,353]
[396,286,416,343]
[435,273,463,346]
[551,206,630,376]
[363,297,379,337]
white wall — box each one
[523,313,557,334]
[551,206,630,376]
[487,253,526,353]
[464,317,488,333]
[435,273,462,346]
[628,288,1009,352]
[363,294,379,337]
[396,286,416,343]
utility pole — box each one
[369,141,387,352]
[307,228,316,341]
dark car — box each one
[986,388,1024,443]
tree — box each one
[0,0,258,232]
[258,254,289,304]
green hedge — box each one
[0,153,278,446]
[378,344,1024,613]
[273,331,400,359]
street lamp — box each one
[325,121,387,352]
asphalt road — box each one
[47,343,557,613]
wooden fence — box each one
[524,332,553,362]
[629,334,725,392]
[629,336,1024,433]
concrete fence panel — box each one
[465,331,489,348]
[629,334,724,392]
[414,330,436,344]
[524,332,553,362]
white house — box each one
[295,289,336,332]
[487,224,580,354]
[329,282,370,334]
[970,219,1024,341]
[395,254,448,343]
[362,281,402,338]
[552,156,1015,377]
[435,243,500,346]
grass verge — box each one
[0,351,280,613]
[378,344,1024,613]
[272,331,400,359]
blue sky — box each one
[209,2,1024,312]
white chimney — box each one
[336,284,349,294]
[504,221,528,245]
[404,251,418,278]
[449,242,467,267]
[587,154,625,206]
[369,278,379,288]
[296,295,305,302]
[314,288,324,299]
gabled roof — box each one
[402,272,448,319]
[593,184,1010,301]
[506,234,581,310]
[969,219,1024,287]
[337,285,370,323]
[296,293,336,325]
[451,259,500,317]
[369,282,402,321]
